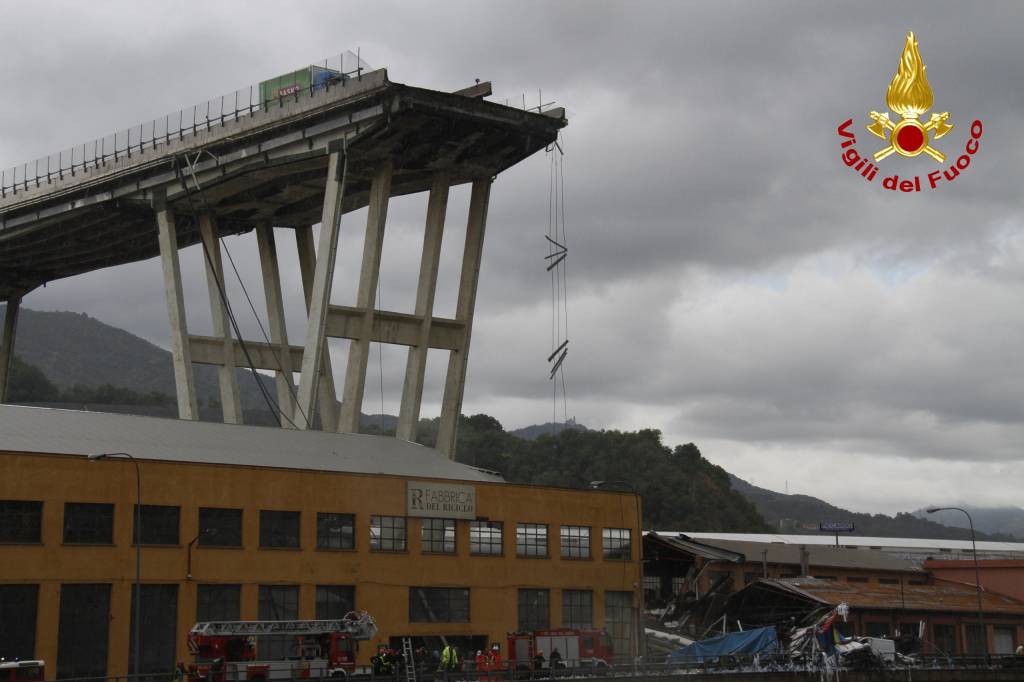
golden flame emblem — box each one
[867,31,953,162]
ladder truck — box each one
[186,611,378,682]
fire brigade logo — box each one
[866,31,952,162]
[836,30,983,192]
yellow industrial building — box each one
[0,405,642,678]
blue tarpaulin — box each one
[668,627,779,663]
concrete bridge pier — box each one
[0,296,21,403]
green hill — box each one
[730,475,1009,541]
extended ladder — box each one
[402,638,416,682]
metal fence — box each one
[0,50,370,199]
[39,655,1024,682]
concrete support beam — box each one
[295,226,340,431]
[437,178,492,458]
[198,214,242,424]
[338,161,394,434]
[256,223,299,428]
[397,172,450,442]
[294,151,347,428]
[0,296,21,403]
[155,198,199,420]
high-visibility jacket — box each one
[442,646,459,670]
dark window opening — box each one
[562,590,593,628]
[260,510,300,549]
[517,589,549,631]
[198,508,242,547]
[317,513,355,550]
[0,501,42,543]
[63,503,114,545]
[196,584,241,622]
[129,584,179,681]
[0,584,38,660]
[57,583,111,679]
[134,505,180,545]
[409,587,470,623]
[316,585,355,619]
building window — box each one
[0,501,42,543]
[134,504,180,545]
[560,525,591,559]
[965,624,985,655]
[743,572,760,586]
[196,584,240,622]
[562,590,593,629]
[517,523,548,558]
[409,587,470,623]
[846,576,869,583]
[129,584,178,676]
[317,513,355,550]
[370,515,406,552]
[671,577,687,594]
[993,626,1015,655]
[316,585,355,619]
[259,585,300,659]
[421,518,456,554]
[518,589,549,631]
[57,583,111,680]
[260,510,300,549]
[470,521,503,556]
[0,584,38,660]
[933,623,956,656]
[815,575,837,581]
[63,503,114,544]
[604,591,634,658]
[642,576,659,591]
[198,508,242,547]
[602,528,631,560]
[864,622,889,638]
[878,578,899,585]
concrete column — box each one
[199,214,242,424]
[256,223,299,428]
[294,151,347,428]
[296,226,340,431]
[155,199,199,420]
[437,178,492,458]
[396,172,450,441]
[338,161,394,434]
[0,295,21,403]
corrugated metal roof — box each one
[672,531,1024,554]
[0,405,504,483]
[757,577,1024,614]
[644,532,745,563]
[692,537,921,573]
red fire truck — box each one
[186,611,378,682]
[507,629,613,671]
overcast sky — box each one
[4,1,1024,515]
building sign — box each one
[819,522,855,533]
[406,481,476,519]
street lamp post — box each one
[89,452,142,680]
[927,506,986,661]
[589,480,645,663]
